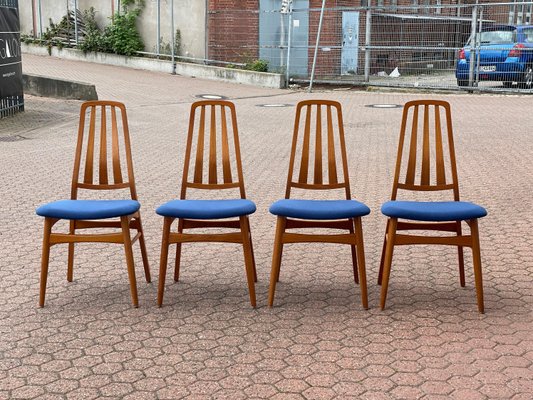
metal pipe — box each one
[364,8,372,83]
[31,0,37,37]
[468,5,478,87]
[308,0,326,93]
[285,3,294,87]
[157,0,161,56]
[171,0,176,74]
[475,7,483,85]
[74,0,79,45]
[37,0,43,38]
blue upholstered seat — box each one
[36,200,140,220]
[381,200,487,222]
[270,199,371,220]
[156,199,256,219]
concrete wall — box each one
[19,0,206,59]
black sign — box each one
[0,0,22,98]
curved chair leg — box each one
[456,222,466,287]
[157,217,173,307]
[377,219,390,285]
[348,221,359,284]
[39,217,57,307]
[174,219,184,282]
[353,217,368,309]
[67,220,75,282]
[136,214,151,283]
[380,218,398,310]
[120,216,139,308]
[268,217,286,307]
[469,219,485,313]
[244,216,258,283]
[240,216,257,308]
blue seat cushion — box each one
[156,199,256,219]
[270,199,370,220]
[36,200,140,220]
[381,201,487,222]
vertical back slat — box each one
[220,105,233,183]
[298,105,312,184]
[314,105,323,184]
[193,106,206,184]
[326,105,338,185]
[420,105,431,185]
[434,105,447,185]
[208,105,218,184]
[111,106,123,184]
[83,106,96,184]
[99,106,108,184]
[405,105,419,185]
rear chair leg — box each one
[136,214,151,283]
[457,222,466,287]
[348,220,359,284]
[67,220,75,282]
[377,219,390,285]
[174,219,184,282]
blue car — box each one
[456,24,533,88]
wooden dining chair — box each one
[268,100,370,309]
[378,99,487,313]
[36,100,151,308]
[156,100,257,307]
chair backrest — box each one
[285,100,352,199]
[180,100,247,199]
[71,101,138,200]
[390,99,460,201]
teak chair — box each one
[378,100,487,313]
[36,100,151,308]
[156,100,257,307]
[268,100,370,309]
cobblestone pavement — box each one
[0,53,531,399]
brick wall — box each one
[207,0,259,65]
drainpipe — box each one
[31,0,37,38]
[37,0,43,38]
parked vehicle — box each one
[456,24,533,88]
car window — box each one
[523,29,533,43]
[480,30,515,44]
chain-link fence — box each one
[208,1,533,92]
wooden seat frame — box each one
[157,100,257,307]
[378,99,485,313]
[268,100,368,309]
[39,101,151,308]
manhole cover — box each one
[365,104,402,109]
[0,135,28,142]
[196,94,228,100]
[257,104,293,108]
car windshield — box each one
[480,30,516,44]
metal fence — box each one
[208,1,533,92]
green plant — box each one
[102,1,145,56]
[245,59,268,72]
[79,7,104,53]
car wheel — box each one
[457,79,468,87]
[503,81,513,88]
[519,65,533,89]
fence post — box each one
[157,0,161,57]
[74,0,79,46]
[468,5,478,87]
[309,0,326,93]
[171,0,176,74]
[364,8,372,83]
[37,0,42,38]
[285,4,294,87]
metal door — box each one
[341,11,360,75]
